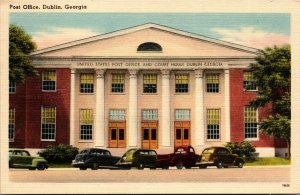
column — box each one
[95,69,106,147]
[161,69,171,147]
[128,69,138,147]
[224,69,231,142]
[194,69,204,146]
[69,69,76,146]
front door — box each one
[109,122,126,148]
[174,121,190,147]
[142,122,158,149]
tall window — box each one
[111,74,125,93]
[9,81,16,93]
[80,74,94,93]
[142,109,158,120]
[243,71,257,91]
[9,108,15,141]
[244,106,258,139]
[175,74,189,93]
[109,109,125,120]
[42,71,56,91]
[80,109,93,140]
[207,109,220,140]
[175,109,190,120]
[41,107,56,140]
[206,74,219,93]
[143,74,157,93]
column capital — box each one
[71,68,76,74]
[95,69,106,78]
[161,69,171,79]
[128,69,139,78]
[194,69,204,78]
[224,68,229,74]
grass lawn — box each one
[245,157,291,166]
[48,163,73,168]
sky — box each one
[10,13,290,49]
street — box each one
[9,166,290,183]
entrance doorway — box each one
[109,122,126,148]
[142,121,158,149]
[174,121,190,147]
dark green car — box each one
[9,149,48,170]
[117,148,157,169]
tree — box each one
[249,45,291,158]
[9,24,37,83]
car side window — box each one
[149,151,156,156]
[21,151,30,156]
[189,147,195,153]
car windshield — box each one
[203,148,214,154]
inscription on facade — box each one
[76,61,224,69]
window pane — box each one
[243,71,257,91]
[80,125,93,140]
[151,129,157,140]
[244,106,258,138]
[206,74,219,93]
[80,74,94,93]
[80,109,93,140]
[9,108,15,141]
[41,107,56,140]
[142,109,158,120]
[109,109,125,120]
[119,129,125,140]
[176,129,181,140]
[42,71,56,91]
[175,74,189,93]
[207,109,220,140]
[143,74,157,93]
[9,81,16,93]
[111,129,117,140]
[143,129,149,140]
[112,74,125,93]
[80,109,93,124]
[175,109,190,120]
[184,129,189,140]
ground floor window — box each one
[244,106,258,139]
[80,109,93,140]
[41,106,56,140]
[142,109,158,120]
[9,108,15,141]
[175,109,190,120]
[207,109,220,140]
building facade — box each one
[9,23,287,157]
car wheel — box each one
[176,161,184,169]
[216,161,223,169]
[79,166,87,170]
[199,165,207,169]
[91,163,99,170]
[37,163,46,170]
[237,161,244,168]
[137,163,144,170]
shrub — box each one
[38,144,79,164]
[224,141,256,158]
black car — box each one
[72,148,120,170]
[117,148,157,169]
[197,147,245,169]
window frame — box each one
[206,74,220,93]
[174,109,190,121]
[206,108,221,141]
[243,71,258,92]
[111,74,125,93]
[79,109,94,141]
[42,70,57,92]
[41,106,56,141]
[9,81,16,93]
[9,108,15,142]
[80,73,94,94]
[109,109,126,121]
[244,106,259,140]
[175,74,189,94]
[142,109,158,120]
[143,74,157,94]
[137,42,162,52]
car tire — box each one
[37,163,46,170]
[199,165,207,169]
[216,161,223,169]
[176,161,184,169]
[91,163,99,170]
[237,161,244,168]
[79,166,87,170]
[137,163,144,170]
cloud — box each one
[33,27,99,49]
[211,27,290,49]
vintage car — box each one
[117,148,157,169]
[9,148,48,170]
[156,146,200,169]
[72,148,121,170]
[197,147,244,168]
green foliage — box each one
[245,157,291,166]
[38,144,79,164]
[224,141,256,158]
[260,114,290,141]
[9,24,38,83]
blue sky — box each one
[10,13,290,49]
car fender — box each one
[233,157,244,165]
[32,158,48,167]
